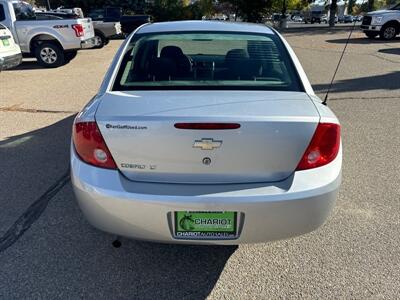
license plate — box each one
[175,211,237,239]
[2,39,10,46]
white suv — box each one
[0,23,21,70]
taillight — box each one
[296,123,340,171]
[73,121,117,169]
[71,24,84,37]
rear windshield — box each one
[13,2,36,21]
[113,31,303,91]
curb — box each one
[276,25,361,33]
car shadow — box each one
[3,59,43,71]
[0,115,76,234]
[313,71,400,93]
[378,48,400,55]
[0,115,237,298]
[5,57,74,71]
[325,37,400,44]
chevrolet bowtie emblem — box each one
[193,138,222,150]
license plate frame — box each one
[174,211,237,240]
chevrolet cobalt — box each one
[71,21,341,244]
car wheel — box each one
[365,32,378,39]
[35,42,65,68]
[380,24,398,40]
[93,33,105,49]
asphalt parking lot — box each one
[1,29,399,299]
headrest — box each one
[160,46,185,59]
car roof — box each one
[136,21,275,35]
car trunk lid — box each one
[95,91,320,184]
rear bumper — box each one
[80,38,96,49]
[71,146,341,245]
[0,53,22,70]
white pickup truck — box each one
[0,0,95,67]
[361,3,400,40]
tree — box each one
[222,0,270,22]
[347,0,355,14]
[189,0,214,19]
[329,0,337,27]
[149,0,215,21]
[149,0,186,21]
[367,0,374,11]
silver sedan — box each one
[71,21,341,244]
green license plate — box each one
[175,211,237,239]
[2,39,10,47]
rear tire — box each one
[35,42,65,68]
[65,50,78,62]
[379,23,398,40]
[93,32,106,49]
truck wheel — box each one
[380,24,398,40]
[365,32,378,39]
[93,32,106,49]
[35,42,65,68]
[65,50,78,62]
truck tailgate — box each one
[77,18,94,40]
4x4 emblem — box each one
[193,138,222,150]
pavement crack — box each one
[0,170,71,253]
[371,53,400,64]
[0,105,77,114]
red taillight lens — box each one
[73,121,117,169]
[296,123,341,171]
[71,24,84,37]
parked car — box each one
[87,7,150,35]
[0,22,22,70]
[0,0,94,67]
[71,21,342,245]
[361,3,400,40]
[36,11,121,49]
[321,14,338,24]
[292,15,304,22]
[338,15,354,23]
